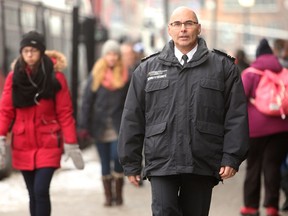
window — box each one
[223,0,278,12]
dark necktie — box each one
[182,54,188,65]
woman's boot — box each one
[102,175,113,207]
[113,172,124,205]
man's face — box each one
[168,8,201,53]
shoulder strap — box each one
[141,51,160,62]
[212,49,235,62]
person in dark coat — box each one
[0,31,84,216]
[118,6,249,216]
[235,48,250,73]
[240,38,288,216]
[79,39,129,207]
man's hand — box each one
[127,175,141,187]
[219,166,237,179]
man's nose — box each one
[180,23,186,31]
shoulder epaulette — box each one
[141,51,160,62]
[212,49,235,62]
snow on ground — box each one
[0,145,102,212]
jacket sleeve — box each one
[222,63,249,170]
[54,72,77,144]
[0,72,15,135]
[118,65,146,176]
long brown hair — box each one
[91,57,127,92]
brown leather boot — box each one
[102,175,113,207]
[113,172,124,205]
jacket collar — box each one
[158,37,209,68]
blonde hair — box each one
[91,58,126,92]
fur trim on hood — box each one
[45,50,67,71]
[10,50,67,71]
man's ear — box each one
[198,24,202,35]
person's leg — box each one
[96,142,113,206]
[111,140,123,174]
[96,142,111,176]
[243,137,265,209]
[111,140,124,205]
[180,174,216,216]
[150,175,182,216]
[21,170,36,216]
[263,132,288,211]
[280,155,288,210]
[33,168,55,216]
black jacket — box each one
[79,74,129,141]
[118,38,249,181]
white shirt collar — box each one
[175,44,198,65]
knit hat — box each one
[256,38,273,58]
[20,31,46,54]
[101,39,120,57]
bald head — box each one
[169,7,198,24]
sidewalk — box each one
[0,145,287,216]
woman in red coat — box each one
[0,31,84,216]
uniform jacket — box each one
[241,54,288,137]
[118,38,249,181]
[79,74,129,141]
[0,50,77,170]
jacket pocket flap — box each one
[146,122,167,137]
[196,121,224,136]
[200,79,224,91]
[145,80,169,92]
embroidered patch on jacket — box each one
[147,70,167,81]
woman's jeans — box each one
[21,168,56,216]
[96,140,123,176]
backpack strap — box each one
[243,67,264,76]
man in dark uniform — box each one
[118,6,249,216]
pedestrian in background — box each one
[273,39,288,69]
[118,6,249,216]
[79,39,129,207]
[240,38,288,216]
[273,38,288,212]
[0,31,84,216]
[235,48,250,73]
[120,41,139,75]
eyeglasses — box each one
[169,20,198,29]
[22,48,40,55]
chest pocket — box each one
[199,79,224,110]
[145,79,169,109]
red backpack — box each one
[243,67,288,119]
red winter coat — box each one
[0,51,77,170]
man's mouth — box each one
[179,36,189,40]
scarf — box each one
[101,67,128,91]
[12,55,61,108]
